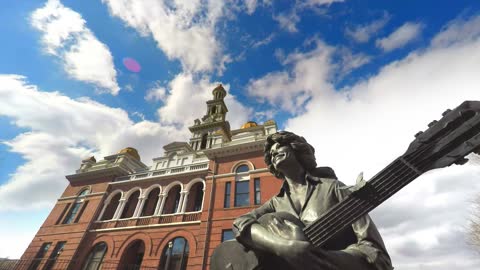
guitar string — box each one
[308,162,420,245]
[310,145,439,246]
[305,161,416,243]
[306,112,480,245]
[303,145,427,238]
[307,161,419,245]
[305,145,431,245]
[309,134,467,246]
[306,145,431,245]
[310,167,418,246]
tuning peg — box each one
[442,109,452,116]
[414,131,423,138]
[428,120,438,128]
[454,157,469,165]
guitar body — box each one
[211,212,303,270]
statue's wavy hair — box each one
[264,131,317,179]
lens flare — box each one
[122,57,141,73]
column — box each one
[113,199,127,220]
[176,191,187,213]
[180,191,190,213]
[133,196,146,217]
[154,193,166,216]
[156,193,167,215]
[96,201,109,221]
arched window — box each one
[185,182,204,212]
[234,165,250,207]
[82,242,107,270]
[63,188,90,224]
[162,185,182,214]
[119,240,144,270]
[236,165,249,173]
[159,237,189,270]
[101,193,121,220]
[141,187,160,216]
[121,190,140,219]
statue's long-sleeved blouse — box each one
[232,169,393,270]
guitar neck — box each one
[303,148,430,247]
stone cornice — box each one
[66,165,132,183]
[203,139,265,159]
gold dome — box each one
[240,121,258,129]
[118,147,140,161]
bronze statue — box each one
[213,131,393,270]
[212,101,480,270]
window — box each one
[221,230,234,242]
[236,165,249,173]
[101,193,121,220]
[120,240,144,270]
[43,241,66,270]
[63,189,90,224]
[140,188,160,217]
[160,237,189,270]
[56,203,71,225]
[28,243,51,270]
[234,165,250,207]
[120,190,140,218]
[162,186,182,214]
[224,182,231,208]
[74,201,89,223]
[254,178,261,205]
[82,242,107,270]
[234,181,249,207]
[192,183,203,211]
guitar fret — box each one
[311,169,419,246]
[309,168,418,246]
[303,158,404,236]
[305,154,425,247]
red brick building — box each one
[19,85,281,270]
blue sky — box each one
[2,0,480,268]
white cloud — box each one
[245,0,258,14]
[102,0,229,73]
[303,0,344,7]
[0,74,184,212]
[145,82,167,102]
[376,22,424,52]
[431,14,480,48]
[274,0,344,33]
[268,15,480,269]
[31,0,120,94]
[273,10,301,33]
[251,33,276,48]
[345,12,390,43]
[157,72,252,130]
[247,39,369,113]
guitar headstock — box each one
[404,101,480,172]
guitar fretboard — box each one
[303,147,429,247]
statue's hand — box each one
[276,240,337,270]
[266,216,308,241]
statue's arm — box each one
[233,199,278,250]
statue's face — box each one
[270,143,296,171]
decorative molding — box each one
[57,192,105,201]
[89,220,201,233]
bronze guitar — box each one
[211,101,480,270]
